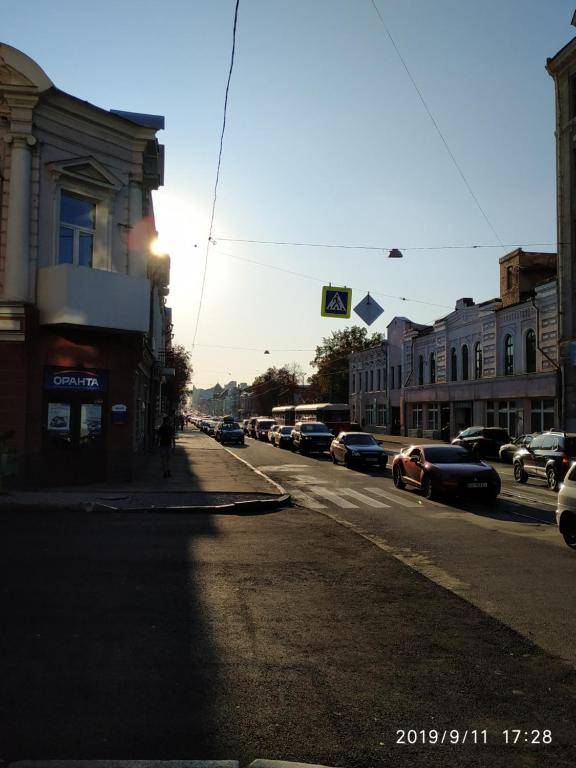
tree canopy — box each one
[307,326,384,402]
[249,366,300,415]
[165,344,192,411]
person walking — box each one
[158,416,175,478]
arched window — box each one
[429,352,436,384]
[504,334,514,376]
[525,329,536,373]
[450,347,457,381]
[474,342,483,379]
[462,344,469,381]
[418,355,424,385]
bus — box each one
[271,405,296,425]
[294,403,358,435]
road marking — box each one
[337,487,391,508]
[363,486,423,508]
[309,486,359,508]
[287,488,327,510]
[291,475,329,485]
[257,465,309,472]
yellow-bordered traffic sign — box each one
[321,285,352,318]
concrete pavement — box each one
[0,429,288,512]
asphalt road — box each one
[231,437,575,668]
[1,436,576,767]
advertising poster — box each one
[47,403,71,433]
[80,403,103,438]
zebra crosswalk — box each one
[258,465,430,511]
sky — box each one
[3,0,575,388]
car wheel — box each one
[421,474,436,500]
[513,462,528,483]
[393,465,405,489]
[562,518,576,550]
[546,467,559,491]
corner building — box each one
[0,44,171,484]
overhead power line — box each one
[214,248,452,308]
[191,0,240,354]
[369,0,504,249]
[213,237,557,252]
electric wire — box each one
[213,237,557,252]
[369,0,504,248]
[191,0,240,355]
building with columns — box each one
[0,43,171,484]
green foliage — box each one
[308,326,384,402]
[250,366,300,415]
[165,344,193,409]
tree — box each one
[308,326,384,402]
[165,344,193,410]
[249,366,300,415]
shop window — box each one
[450,347,457,381]
[412,405,423,430]
[504,335,514,376]
[474,342,483,379]
[58,192,96,267]
[365,404,375,425]
[486,400,495,427]
[429,352,436,384]
[531,399,555,433]
[418,355,424,386]
[498,400,518,435]
[428,405,439,430]
[525,329,537,373]
[377,404,386,425]
[462,345,469,381]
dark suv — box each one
[452,427,511,459]
[291,421,333,454]
[513,431,576,490]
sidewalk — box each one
[0,429,288,513]
[366,427,447,448]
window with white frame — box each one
[428,404,439,430]
[377,404,386,425]
[531,399,555,433]
[412,404,423,430]
[365,404,375,425]
[488,399,519,434]
[58,192,96,267]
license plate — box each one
[467,482,488,488]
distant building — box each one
[0,44,170,484]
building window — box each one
[474,342,483,379]
[428,404,439,430]
[450,347,457,381]
[504,335,514,376]
[429,352,436,384]
[398,365,402,388]
[351,372,355,394]
[462,344,469,381]
[525,329,537,373]
[498,400,518,435]
[377,368,381,391]
[486,400,495,427]
[358,371,362,392]
[58,192,96,267]
[412,404,423,430]
[391,366,395,390]
[370,370,374,392]
[506,265,514,290]
[531,399,555,433]
[418,355,424,385]
[377,404,386,425]
[365,404,375,426]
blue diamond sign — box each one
[353,293,384,326]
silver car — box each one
[556,462,576,549]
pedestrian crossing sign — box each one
[321,285,352,318]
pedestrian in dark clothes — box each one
[158,416,175,478]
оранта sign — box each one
[44,367,108,393]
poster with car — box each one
[80,403,102,438]
[47,403,71,433]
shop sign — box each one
[44,367,108,393]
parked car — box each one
[556,462,576,549]
[268,424,281,443]
[330,432,387,469]
[247,416,261,438]
[273,425,295,449]
[291,421,333,454]
[498,433,538,463]
[215,421,245,445]
[513,431,576,490]
[392,444,501,501]
[206,420,218,436]
[452,427,511,458]
[255,418,276,440]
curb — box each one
[222,446,288,495]
[0,494,291,515]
